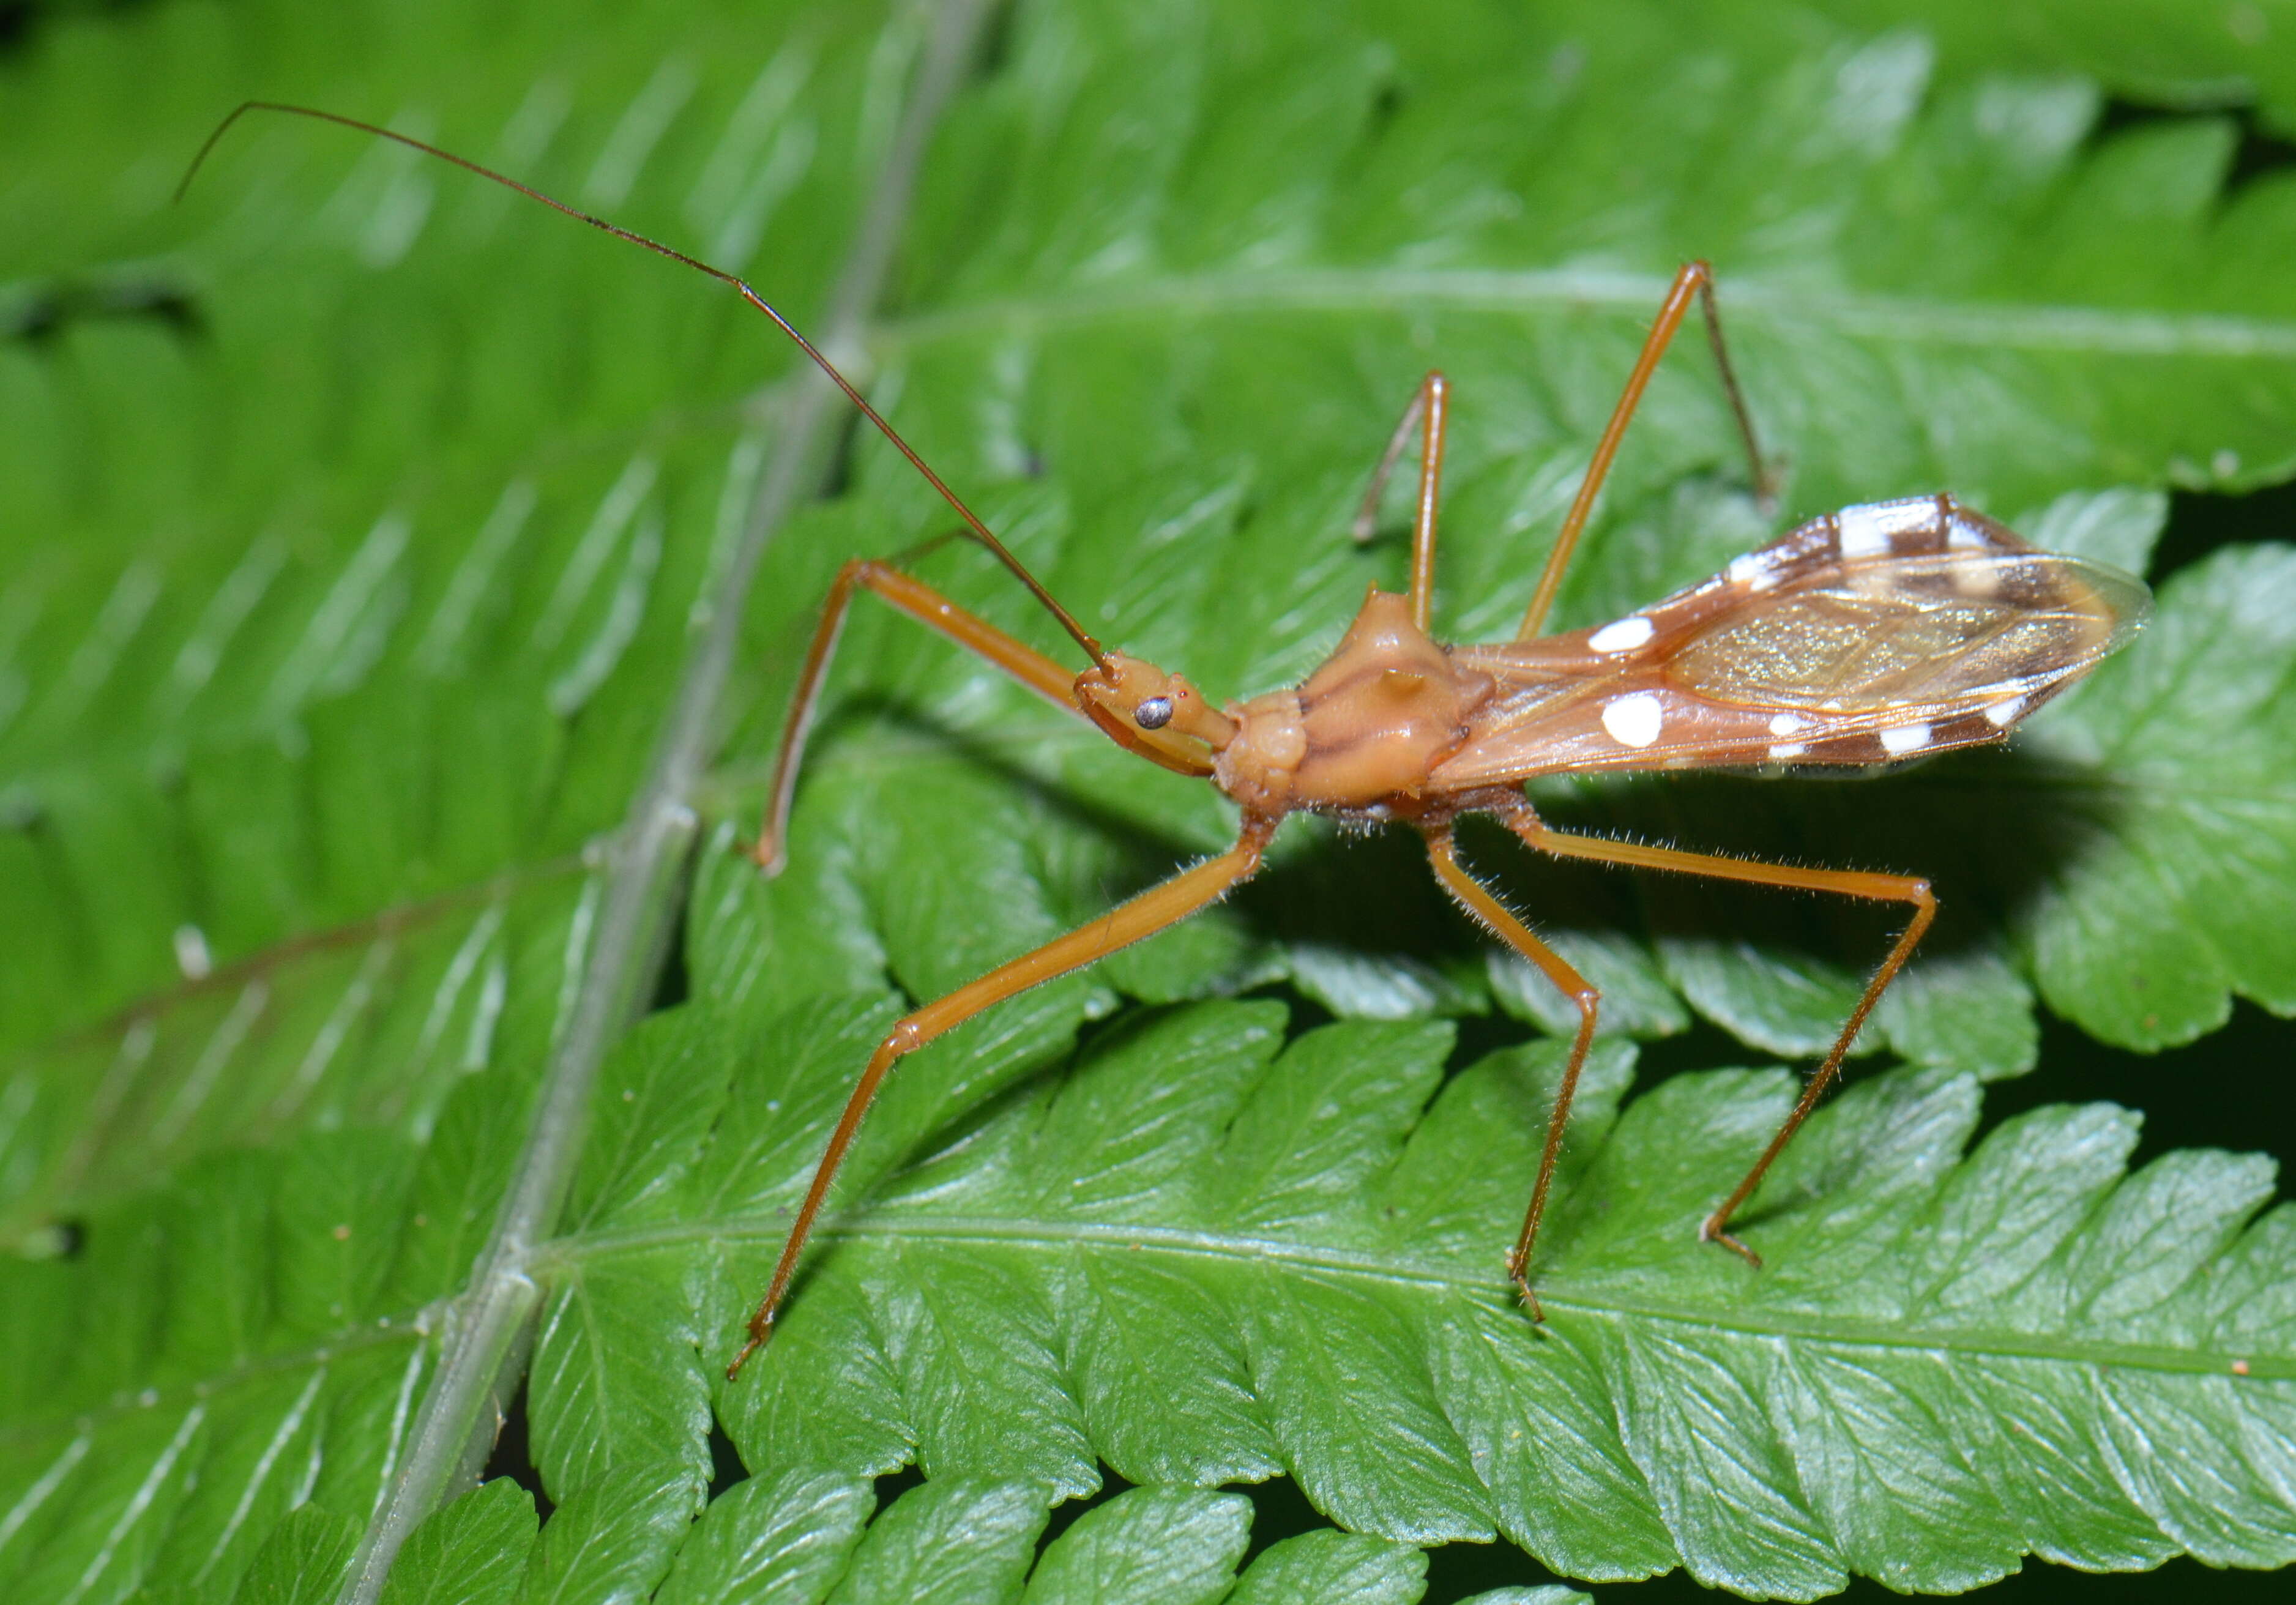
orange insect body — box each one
[1088,493,2142,823]
[733,285,2150,1378]
[177,105,2151,1387]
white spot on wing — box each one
[1947,516,1987,551]
[1769,712,1812,737]
[1588,615,1655,653]
[1879,722,1931,756]
[1950,557,2001,597]
[1727,550,1781,592]
[1983,695,2026,727]
[1600,691,1664,748]
[1838,497,1936,558]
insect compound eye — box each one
[1133,696,1174,730]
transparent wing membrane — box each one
[1666,551,2148,713]
[1434,496,2151,786]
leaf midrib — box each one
[547,1210,2290,1382]
[880,267,2296,360]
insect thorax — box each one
[1214,587,1496,817]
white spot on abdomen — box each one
[1588,615,1655,653]
[1879,722,1931,756]
[1769,742,1808,761]
[1983,695,2026,727]
[1838,497,1937,558]
[1601,691,1664,748]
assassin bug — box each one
[183,103,2152,1384]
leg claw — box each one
[1699,1218,1763,1268]
[1507,1257,1546,1327]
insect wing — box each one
[1658,548,2147,758]
[1433,496,2152,785]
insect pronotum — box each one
[186,102,2152,1384]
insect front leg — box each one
[1504,811,1936,1262]
[1349,371,1451,633]
[1423,826,1600,1318]
[727,814,1278,1379]
[750,559,1088,873]
[1518,261,1773,638]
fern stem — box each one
[335,4,993,1599]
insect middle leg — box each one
[1518,261,1772,638]
[728,814,1277,1379]
[1423,827,1599,1317]
[1503,807,1935,1262]
[1349,371,1451,632]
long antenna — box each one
[177,100,1107,668]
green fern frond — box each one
[4,1,2294,1601]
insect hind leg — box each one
[1504,810,1935,1262]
